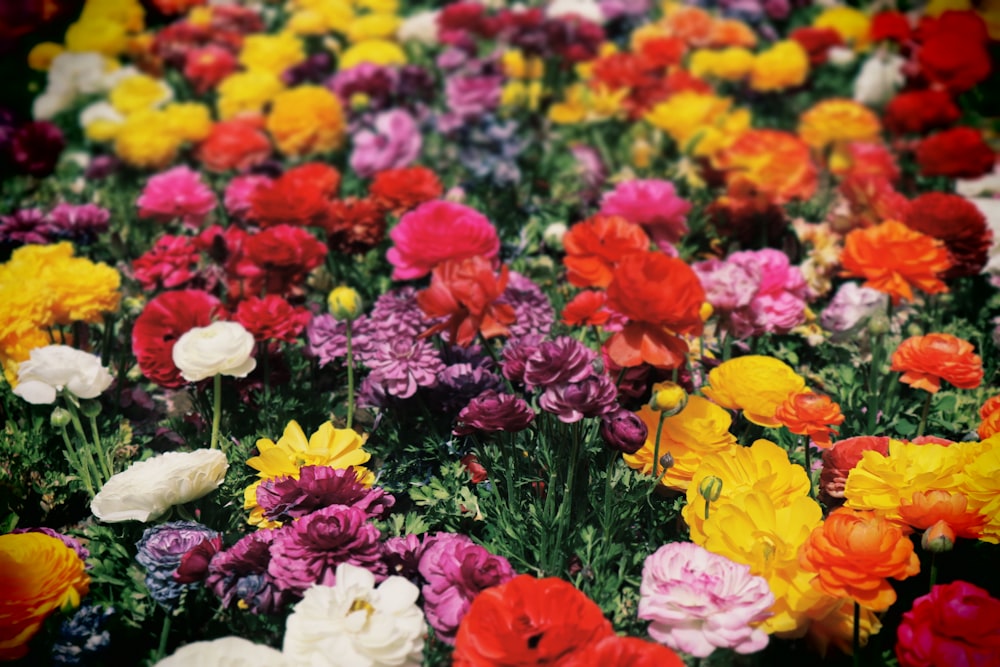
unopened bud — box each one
[328,286,363,321]
[867,314,890,336]
[699,475,723,503]
[50,408,72,428]
[659,452,674,470]
[79,400,102,418]
[921,521,955,553]
[699,302,714,322]
[649,381,688,417]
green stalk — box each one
[64,399,105,490]
[89,413,113,480]
[917,392,932,438]
[156,612,172,662]
[651,411,668,481]
[345,319,355,430]
[59,425,94,498]
[210,374,222,452]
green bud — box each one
[79,400,102,418]
[50,408,72,428]
[867,314,890,336]
[698,475,723,503]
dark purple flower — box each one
[0,207,56,245]
[256,465,395,523]
[10,120,65,177]
[539,373,618,423]
[599,406,648,454]
[83,155,121,180]
[207,529,288,615]
[48,203,110,244]
[267,504,385,598]
[51,602,114,666]
[135,521,221,610]
[396,65,436,106]
[283,52,333,86]
[383,533,425,584]
[328,62,399,111]
[432,363,505,413]
[500,334,543,384]
[500,272,553,339]
[418,532,516,644]
[437,75,503,132]
[12,526,89,562]
[173,534,223,584]
[453,390,535,435]
[523,336,597,389]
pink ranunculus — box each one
[726,248,809,338]
[349,109,422,178]
[224,174,272,222]
[599,179,692,250]
[638,542,773,658]
[819,281,888,343]
[386,200,499,281]
[692,258,761,314]
[896,581,1000,667]
[137,166,218,228]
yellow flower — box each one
[813,6,871,51]
[961,438,1000,542]
[798,99,882,151]
[339,39,407,69]
[623,396,738,491]
[239,33,307,75]
[644,91,750,158]
[502,50,544,80]
[64,18,128,56]
[162,102,213,143]
[288,8,332,35]
[27,42,64,70]
[216,71,286,120]
[750,40,809,92]
[807,600,883,657]
[355,0,400,14]
[187,6,213,28]
[79,0,146,32]
[348,13,401,42]
[109,74,173,115]
[328,287,363,321]
[689,47,755,82]
[702,355,806,427]
[501,81,543,111]
[649,380,688,414]
[549,83,628,125]
[41,254,122,326]
[266,85,346,157]
[0,532,90,661]
[113,109,183,169]
[926,0,972,14]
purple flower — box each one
[500,334,543,385]
[282,52,333,86]
[433,363,505,413]
[328,63,399,111]
[523,336,597,389]
[207,529,289,615]
[307,313,375,367]
[417,532,516,644]
[256,465,395,523]
[438,75,503,132]
[83,155,120,180]
[539,373,618,423]
[571,144,607,204]
[349,109,422,178]
[47,203,110,244]
[267,504,386,598]
[599,406,648,454]
[454,390,536,435]
[500,272,554,340]
[0,208,56,245]
[51,603,114,666]
[383,533,426,584]
[10,120,65,177]
[135,521,221,610]
[364,336,446,399]
[820,282,888,343]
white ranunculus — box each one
[284,564,426,667]
[47,51,109,96]
[853,52,906,108]
[90,449,229,522]
[546,0,605,23]
[79,101,125,130]
[13,345,113,404]
[172,321,257,383]
[32,83,77,120]
[396,9,439,45]
[154,636,288,667]
[827,46,856,67]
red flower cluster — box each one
[233,295,312,343]
[369,166,443,215]
[916,10,992,93]
[904,192,992,278]
[250,163,341,228]
[883,90,960,136]
[915,127,996,180]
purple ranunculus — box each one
[453,390,536,435]
[363,336,447,399]
[820,281,888,343]
[417,532,516,644]
[438,75,503,131]
[599,406,648,454]
[307,313,375,367]
[328,62,399,110]
[10,120,65,177]
[349,109,422,178]
[500,334,543,385]
[0,208,56,245]
[47,203,110,243]
[523,336,598,389]
[539,373,618,423]
[256,465,395,523]
[206,529,289,615]
[267,504,385,598]
[499,272,553,340]
[135,521,221,610]
[433,363,505,413]
[282,52,333,86]
[383,533,426,584]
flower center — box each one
[349,597,375,619]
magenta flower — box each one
[639,542,773,658]
[224,174,271,222]
[453,390,536,435]
[438,74,503,132]
[364,336,447,399]
[387,200,499,280]
[727,248,809,338]
[207,529,289,615]
[538,373,618,423]
[131,235,202,291]
[349,109,422,178]
[600,179,692,250]
[692,258,760,314]
[255,466,395,524]
[523,336,597,389]
[896,581,1000,667]
[599,407,648,454]
[137,166,218,227]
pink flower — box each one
[599,179,692,250]
[387,200,499,280]
[224,175,271,222]
[638,542,773,658]
[692,258,760,313]
[897,581,1000,667]
[726,248,809,338]
[137,166,217,228]
[349,109,422,178]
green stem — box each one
[804,438,813,498]
[210,374,222,452]
[929,552,938,591]
[345,320,355,430]
[917,392,932,438]
[64,399,104,490]
[853,601,861,667]
[156,611,172,662]
[59,425,94,498]
[89,414,113,481]
[652,411,668,481]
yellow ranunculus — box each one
[749,40,810,92]
[79,0,146,32]
[162,102,213,143]
[288,8,331,35]
[266,85,346,156]
[644,91,749,158]
[216,71,286,120]
[355,0,400,14]
[961,438,1000,542]
[339,39,407,69]
[807,599,883,656]
[702,355,806,427]
[109,74,173,115]
[328,286,363,321]
[813,6,871,51]
[27,42,64,71]
[113,109,183,169]
[798,98,882,151]
[502,50,544,80]
[65,18,128,56]
[239,32,307,75]
[689,47,754,82]
[549,83,628,125]
[348,13,401,42]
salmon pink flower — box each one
[416,256,515,347]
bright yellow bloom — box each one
[348,13,401,42]
[548,83,628,124]
[356,0,399,13]
[750,40,810,92]
[952,437,1000,542]
[216,71,286,120]
[688,47,754,82]
[239,33,307,75]
[328,287,363,321]
[644,91,751,158]
[79,0,145,32]
[813,6,871,51]
[161,102,213,143]
[702,355,806,427]
[113,109,184,169]
[502,50,544,80]
[267,85,346,157]
[288,8,331,34]
[623,396,738,491]
[187,6,213,27]
[339,39,407,69]
[798,99,882,151]
[64,18,128,56]
[109,74,172,115]
[27,42,64,70]
[501,81,543,111]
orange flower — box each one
[889,333,983,393]
[898,490,987,541]
[774,390,845,447]
[604,250,705,368]
[978,394,1000,439]
[416,256,516,347]
[663,5,714,45]
[716,129,819,204]
[563,214,650,288]
[561,290,611,326]
[799,508,920,611]
[709,19,758,48]
[840,220,952,304]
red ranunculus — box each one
[233,295,312,343]
[896,581,1000,667]
[563,635,685,667]
[322,197,387,255]
[561,290,611,327]
[183,45,238,95]
[904,192,992,278]
[132,235,203,292]
[131,289,224,388]
[915,127,996,180]
[870,11,911,43]
[884,90,961,136]
[195,118,271,173]
[790,26,844,65]
[416,256,515,347]
[369,166,443,214]
[249,163,340,228]
[916,10,991,92]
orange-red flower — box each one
[840,220,951,304]
[890,333,983,394]
[716,129,819,204]
[416,256,516,347]
[562,214,650,288]
[978,395,1000,439]
[561,290,611,326]
[898,490,987,543]
[799,508,920,611]
[774,390,845,447]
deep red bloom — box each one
[896,581,1000,667]
[237,225,327,298]
[416,256,516,347]
[884,90,961,136]
[233,295,312,343]
[790,27,844,65]
[369,166,443,214]
[132,235,203,291]
[173,535,222,584]
[564,636,685,667]
[915,127,996,180]
[904,192,992,278]
[183,45,238,95]
[10,121,64,178]
[916,11,991,93]
[870,11,911,43]
[322,197,386,255]
[132,289,224,388]
[249,163,340,227]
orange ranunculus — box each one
[194,117,272,173]
[416,256,516,347]
[716,129,819,204]
[0,532,90,660]
[898,490,987,542]
[774,390,845,447]
[798,99,882,152]
[889,333,983,394]
[978,395,1000,439]
[840,220,951,304]
[563,214,650,288]
[709,19,758,48]
[663,5,714,45]
[604,250,705,369]
[799,508,920,611]
[561,290,611,326]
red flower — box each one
[370,166,444,214]
[183,45,238,95]
[233,295,312,343]
[561,290,611,327]
[460,454,488,484]
[131,290,224,388]
[238,225,327,298]
[563,636,685,667]
[915,127,996,180]
[132,235,202,291]
[322,197,386,255]
[870,11,911,43]
[836,175,911,230]
[790,27,844,65]
[195,118,271,173]
[416,256,515,347]
[452,574,614,667]
[819,436,891,506]
[562,214,650,289]
[636,35,687,69]
[904,192,992,278]
[249,163,340,228]
[916,10,991,93]
[896,581,1000,667]
[884,90,961,136]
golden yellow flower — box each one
[79,0,146,32]
[347,13,401,42]
[266,85,346,157]
[64,18,128,56]
[42,256,122,326]
[749,40,810,92]
[27,42,64,71]
[644,91,750,158]
[813,6,871,51]
[702,355,806,427]
[239,33,307,75]
[0,532,90,661]
[288,8,331,35]
[953,438,1000,542]
[502,50,544,80]
[806,599,883,656]
[339,39,407,69]
[501,81,543,111]
[356,0,399,14]
[548,84,628,125]
[623,396,738,491]
[113,109,183,169]
[217,71,286,120]
[328,286,363,321]
[109,74,173,115]
[689,47,754,82]
[161,102,213,143]
[798,99,882,151]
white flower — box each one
[546,0,605,23]
[79,101,125,130]
[853,52,905,108]
[47,51,110,96]
[827,46,856,67]
[90,449,229,522]
[154,636,288,667]
[32,83,76,120]
[396,9,439,45]
[13,345,113,404]
[172,321,257,383]
[284,564,426,667]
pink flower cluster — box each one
[137,166,218,228]
[599,179,691,251]
[387,200,499,280]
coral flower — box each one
[799,508,920,611]
[416,256,516,347]
[890,333,983,394]
[702,355,806,427]
[774,390,845,447]
[561,290,611,326]
[840,220,951,304]
[717,129,819,204]
[562,214,650,289]
[898,490,987,544]
[977,395,1000,439]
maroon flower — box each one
[453,390,536,435]
[10,120,64,177]
[131,289,224,388]
[238,225,327,297]
[207,529,289,615]
[382,533,425,583]
[599,407,648,454]
[174,535,223,584]
[904,192,993,279]
[255,466,395,524]
[500,334,543,385]
[915,127,996,180]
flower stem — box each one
[210,374,222,452]
[852,601,861,667]
[929,552,938,591]
[652,411,668,481]
[59,425,94,498]
[89,414,113,480]
[156,611,172,662]
[917,392,932,438]
[64,399,105,490]
[345,320,355,430]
